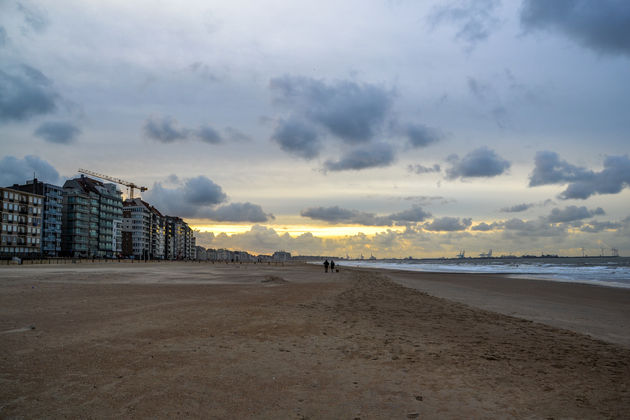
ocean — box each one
[332,256,630,289]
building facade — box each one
[1,187,44,258]
[9,179,63,257]
[62,176,123,258]
[122,198,165,260]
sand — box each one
[1,262,629,418]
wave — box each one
[327,257,630,289]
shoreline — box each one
[358,266,630,348]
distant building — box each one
[7,179,63,257]
[272,251,291,261]
[195,246,207,261]
[1,187,44,258]
[62,176,123,258]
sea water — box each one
[332,257,630,289]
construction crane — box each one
[78,168,147,199]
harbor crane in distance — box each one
[77,168,147,199]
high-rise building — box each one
[8,179,63,257]
[122,198,165,260]
[0,187,44,258]
[62,176,123,258]
[164,215,194,260]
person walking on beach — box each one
[330,260,335,273]
[323,259,329,273]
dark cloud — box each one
[501,217,566,237]
[529,151,630,199]
[0,155,60,185]
[301,204,431,226]
[143,116,189,143]
[446,147,511,179]
[182,176,227,206]
[580,220,622,233]
[423,216,472,232]
[404,123,443,148]
[203,202,274,223]
[428,0,501,48]
[471,222,499,231]
[520,0,630,57]
[408,163,441,174]
[529,151,589,186]
[195,124,223,144]
[271,118,320,159]
[34,121,81,144]
[323,143,395,172]
[388,205,432,223]
[269,75,393,144]
[0,65,58,122]
[500,203,533,213]
[144,175,271,223]
[547,206,605,224]
[144,175,227,217]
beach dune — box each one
[1,262,629,418]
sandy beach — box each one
[1,262,629,418]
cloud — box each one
[17,1,49,34]
[323,142,395,171]
[404,123,443,148]
[500,203,533,213]
[0,155,60,185]
[224,126,251,142]
[580,220,622,233]
[203,202,274,223]
[446,147,511,179]
[271,117,321,159]
[301,204,431,226]
[529,151,630,199]
[269,75,393,144]
[546,205,605,224]
[0,26,8,46]
[144,115,250,145]
[428,0,501,48]
[520,0,630,57]
[471,222,499,231]
[143,115,189,143]
[423,216,472,232]
[0,65,58,123]
[34,121,81,144]
[195,124,223,144]
[144,175,227,217]
[408,163,441,174]
[144,175,272,222]
[501,217,566,237]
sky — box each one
[1,0,629,258]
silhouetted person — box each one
[323,259,329,273]
[330,260,335,273]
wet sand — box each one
[1,262,629,418]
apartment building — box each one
[9,179,63,257]
[164,216,194,260]
[0,187,44,257]
[62,176,123,258]
[122,198,165,260]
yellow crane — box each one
[78,168,148,199]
